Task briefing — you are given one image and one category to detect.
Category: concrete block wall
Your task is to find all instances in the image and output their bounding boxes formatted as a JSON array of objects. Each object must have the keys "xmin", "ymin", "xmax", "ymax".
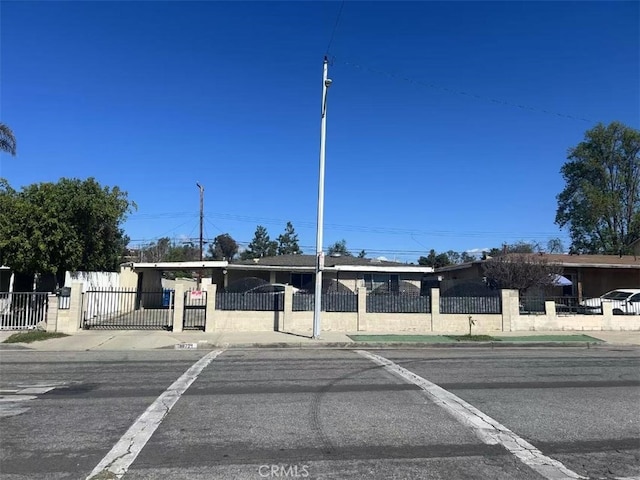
[{"xmin": 49, "ymin": 283, "xmax": 640, "ymax": 333}]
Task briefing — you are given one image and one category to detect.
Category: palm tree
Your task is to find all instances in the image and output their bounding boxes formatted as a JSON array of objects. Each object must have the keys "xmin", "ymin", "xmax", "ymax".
[{"xmin": 0, "ymin": 123, "xmax": 17, "ymax": 156}]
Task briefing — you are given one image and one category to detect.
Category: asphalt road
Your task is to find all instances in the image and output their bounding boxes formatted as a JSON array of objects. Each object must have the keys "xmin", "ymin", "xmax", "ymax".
[{"xmin": 0, "ymin": 347, "xmax": 638, "ymax": 480}]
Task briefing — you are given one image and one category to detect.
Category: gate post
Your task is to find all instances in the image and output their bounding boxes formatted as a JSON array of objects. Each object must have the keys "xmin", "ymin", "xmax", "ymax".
[
  {"xmin": 430, "ymin": 288, "xmax": 440, "ymax": 332},
  {"xmin": 46, "ymin": 294, "xmax": 58, "ymax": 332},
  {"xmin": 56, "ymin": 282, "xmax": 82, "ymax": 333},
  {"xmin": 357, "ymin": 287, "xmax": 367, "ymax": 331},
  {"xmin": 173, "ymin": 284, "xmax": 185, "ymax": 332},
  {"xmin": 204, "ymin": 284, "xmax": 217, "ymax": 333}
]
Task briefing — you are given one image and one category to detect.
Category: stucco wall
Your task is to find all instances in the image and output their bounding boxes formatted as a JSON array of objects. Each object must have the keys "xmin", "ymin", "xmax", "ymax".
[
  {"xmin": 359, "ymin": 313, "xmax": 431, "ymax": 332},
  {"xmin": 213, "ymin": 310, "xmax": 278, "ymax": 332}
]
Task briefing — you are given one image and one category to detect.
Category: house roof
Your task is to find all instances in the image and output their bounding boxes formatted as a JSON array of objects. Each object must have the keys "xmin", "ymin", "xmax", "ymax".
[
  {"xmin": 124, "ymin": 261, "xmax": 229, "ymax": 270},
  {"xmin": 236, "ymin": 254, "xmax": 410, "ymax": 268},
  {"xmin": 124, "ymin": 255, "xmax": 434, "ymax": 273},
  {"xmin": 436, "ymin": 253, "xmax": 640, "ymax": 272},
  {"xmin": 232, "ymin": 254, "xmax": 433, "ymax": 273}
]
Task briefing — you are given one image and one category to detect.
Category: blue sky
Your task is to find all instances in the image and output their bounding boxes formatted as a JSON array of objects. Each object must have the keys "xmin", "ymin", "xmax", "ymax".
[{"xmin": 1, "ymin": 1, "xmax": 638, "ymax": 263}]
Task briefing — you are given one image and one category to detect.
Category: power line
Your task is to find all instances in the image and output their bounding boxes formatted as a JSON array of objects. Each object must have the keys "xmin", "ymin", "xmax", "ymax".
[
  {"xmin": 128, "ymin": 210, "xmax": 567, "ymax": 240},
  {"xmin": 339, "ymin": 58, "xmax": 593, "ymax": 123},
  {"xmin": 325, "ymin": 0, "xmax": 346, "ymax": 55}
]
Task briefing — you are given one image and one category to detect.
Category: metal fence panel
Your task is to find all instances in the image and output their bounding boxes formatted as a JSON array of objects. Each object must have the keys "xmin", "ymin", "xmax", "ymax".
[
  {"xmin": 519, "ymin": 295, "xmax": 547, "ymax": 315},
  {"xmin": 216, "ymin": 292, "xmax": 284, "ymax": 311},
  {"xmin": 82, "ymin": 289, "xmax": 174, "ymax": 330},
  {"xmin": 293, "ymin": 293, "xmax": 314, "ymax": 311},
  {"xmin": 520, "ymin": 296, "xmax": 596, "ymax": 315},
  {"xmin": 292, "ymin": 293, "xmax": 357, "ymax": 312},
  {"xmin": 184, "ymin": 289, "xmax": 206, "ymax": 330},
  {"xmin": 366, "ymin": 294, "xmax": 431, "ymax": 313},
  {"xmin": 323, "ymin": 293, "xmax": 357, "ymax": 312},
  {"xmin": 440, "ymin": 296, "xmax": 502, "ymax": 314},
  {"xmin": 0, "ymin": 292, "xmax": 49, "ymax": 330}
]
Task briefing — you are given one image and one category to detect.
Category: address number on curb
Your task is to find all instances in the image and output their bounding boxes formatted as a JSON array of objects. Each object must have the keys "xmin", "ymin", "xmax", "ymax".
[{"xmin": 175, "ymin": 343, "xmax": 198, "ymax": 350}]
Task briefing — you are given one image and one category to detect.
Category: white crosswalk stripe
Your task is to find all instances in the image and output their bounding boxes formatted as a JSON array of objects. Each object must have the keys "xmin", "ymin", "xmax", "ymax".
[{"xmin": 0, "ymin": 383, "xmax": 66, "ymax": 418}]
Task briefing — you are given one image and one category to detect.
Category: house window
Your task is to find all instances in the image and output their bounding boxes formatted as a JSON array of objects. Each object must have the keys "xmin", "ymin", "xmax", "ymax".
[
  {"xmin": 290, "ymin": 273, "xmax": 313, "ymax": 290},
  {"xmin": 363, "ymin": 274, "xmax": 399, "ymax": 293}
]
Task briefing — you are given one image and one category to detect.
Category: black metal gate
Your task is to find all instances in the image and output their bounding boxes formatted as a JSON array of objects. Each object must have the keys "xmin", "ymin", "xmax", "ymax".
[
  {"xmin": 82, "ymin": 288, "xmax": 174, "ymax": 330},
  {"xmin": 184, "ymin": 289, "xmax": 206, "ymax": 330}
]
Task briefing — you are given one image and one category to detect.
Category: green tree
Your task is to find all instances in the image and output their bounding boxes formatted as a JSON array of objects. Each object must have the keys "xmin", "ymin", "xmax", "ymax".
[
  {"xmin": 207, "ymin": 233, "xmax": 239, "ymax": 261},
  {"xmin": 138, "ymin": 237, "xmax": 172, "ymax": 262},
  {"xmin": 0, "ymin": 177, "xmax": 135, "ymax": 284},
  {"xmin": 0, "ymin": 123, "xmax": 16, "ymax": 156},
  {"xmin": 446, "ymin": 250, "xmax": 461, "ymax": 264},
  {"xmin": 240, "ymin": 225, "xmax": 277, "ymax": 260},
  {"xmin": 277, "ymin": 222, "xmax": 302, "ymax": 255},
  {"xmin": 418, "ymin": 249, "xmax": 451, "ymax": 268},
  {"xmin": 556, "ymin": 122, "xmax": 640, "ymax": 254},
  {"xmin": 327, "ymin": 239, "xmax": 352, "ymax": 256},
  {"xmin": 460, "ymin": 251, "xmax": 476, "ymax": 263}
]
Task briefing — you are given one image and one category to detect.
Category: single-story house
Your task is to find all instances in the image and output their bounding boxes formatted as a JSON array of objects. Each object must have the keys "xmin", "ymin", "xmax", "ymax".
[
  {"xmin": 436, "ymin": 253, "xmax": 640, "ymax": 299},
  {"xmin": 120, "ymin": 255, "xmax": 435, "ymax": 295},
  {"xmin": 216, "ymin": 254, "xmax": 434, "ymax": 293}
]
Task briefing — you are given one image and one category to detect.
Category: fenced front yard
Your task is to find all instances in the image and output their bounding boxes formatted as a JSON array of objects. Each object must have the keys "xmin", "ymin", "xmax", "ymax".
[
  {"xmin": 81, "ymin": 289, "xmax": 174, "ymax": 330},
  {"xmin": 41, "ymin": 284, "xmax": 640, "ymax": 334}
]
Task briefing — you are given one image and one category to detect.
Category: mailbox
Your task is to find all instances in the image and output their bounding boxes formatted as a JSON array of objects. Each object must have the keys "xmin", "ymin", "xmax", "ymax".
[{"xmin": 57, "ymin": 287, "xmax": 71, "ymax": 297}]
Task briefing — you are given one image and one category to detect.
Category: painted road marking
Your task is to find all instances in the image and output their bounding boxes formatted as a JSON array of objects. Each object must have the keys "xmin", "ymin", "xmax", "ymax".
[
  {"xmin": 86, "ymin": 350, "xmax": 224, "ymax": 480},
  {"xmin": 0, "ymin": 383, "xmax": 68, "ymax": 418},
  {"xmin": 17, "ymin": 386, "xmax": 56, "ymax": 395},
  {"xmin": 357, "ymin": 350, "xmax": 586, "ymax": 480}
]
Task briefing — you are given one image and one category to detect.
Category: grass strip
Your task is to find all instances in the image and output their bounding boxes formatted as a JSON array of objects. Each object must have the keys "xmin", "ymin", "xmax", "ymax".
[{"xmin": 3, "ymin": 331, "xmax": 69, "ymax": 344}]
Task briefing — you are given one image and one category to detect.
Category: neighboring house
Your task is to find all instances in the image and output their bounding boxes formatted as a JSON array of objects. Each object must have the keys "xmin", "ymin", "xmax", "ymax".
[
  {"xmin": 631, "ymin": 238, "xmax": 640, "ymax": 256},
  {"xmin": 436, "ymin": 254, "xmax": 640, "ymax": 299},
  {"xmin": 217, "ymin": 254, "xmax": 434, "ymax": 293},
  {"xmin": 120, "ymin": 255, "xmax": 435, "ymax": 294}
]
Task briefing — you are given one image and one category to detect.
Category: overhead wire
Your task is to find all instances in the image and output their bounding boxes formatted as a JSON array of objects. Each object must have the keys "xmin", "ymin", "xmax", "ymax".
[
  {"xmin": 128, "ymin": 4, "xmax": 578, "ymax": 255},
  {"xmin": 127, "ymin": 210, "xmax": 566, "ymax": 240},
  {"xmin": 338, "ymin": 58, "xmax": 594, "ymax": 123},
  {"xmin": 325, "ymin": 0, "xmax": 346, "ymax": 56}
]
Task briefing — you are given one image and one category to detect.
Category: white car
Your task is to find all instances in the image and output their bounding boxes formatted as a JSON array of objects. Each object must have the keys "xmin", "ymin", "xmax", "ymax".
[{"xmin": 580, "ymin": 289, "xmax": 640, "ymax": 315}]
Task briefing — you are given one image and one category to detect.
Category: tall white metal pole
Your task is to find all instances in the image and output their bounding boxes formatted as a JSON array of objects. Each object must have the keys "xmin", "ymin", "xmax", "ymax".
[{"xmin": 313, "ymin": 56, "xmax": 330, "ymax": 339}]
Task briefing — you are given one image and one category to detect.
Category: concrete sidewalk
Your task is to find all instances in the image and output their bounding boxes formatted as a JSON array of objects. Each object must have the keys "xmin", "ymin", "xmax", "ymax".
[{"xmin": 1, "ymin": 329, "xmax": 640, "ymax": 351}]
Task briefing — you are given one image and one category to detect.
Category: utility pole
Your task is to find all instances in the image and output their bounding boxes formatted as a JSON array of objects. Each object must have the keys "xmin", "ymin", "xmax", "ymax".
[
  {"xmin": 196, "ymin": 182, "xmax": 204, "ymax": 288},
  {"xmin": 313, "ymin": 56, "xmax": 332, "ymax": 339}
]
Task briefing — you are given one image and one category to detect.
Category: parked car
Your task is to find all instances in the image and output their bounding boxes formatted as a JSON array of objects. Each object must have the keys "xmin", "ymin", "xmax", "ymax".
[
  {"xmin": 580, "ymin": 289, "xmax": 640, "ymax": 315},
  {"xmin": 244, "ymin": 283, "xmax": 299, "ymax": 294}
]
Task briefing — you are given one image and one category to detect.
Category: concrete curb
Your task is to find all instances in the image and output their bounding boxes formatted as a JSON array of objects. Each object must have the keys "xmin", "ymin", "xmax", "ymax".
[
  {"xmin": 0, "ymin": 344, "xmax": 32, "ymax": 350},
  {"xmin": 168, "ymin": 340, "xmax": 612, "ymax": 350}
]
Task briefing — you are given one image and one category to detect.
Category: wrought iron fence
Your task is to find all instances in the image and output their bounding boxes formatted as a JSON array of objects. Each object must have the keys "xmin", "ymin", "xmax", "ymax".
[
  {"xmin": 82, "ymin": 289, "xmax": 174, "ymax": 330},
  {"xmin": 366, "ymin": 293, "xmax": 431, "ymax": 313},
  {"xmin": 292, "ymin": 293, "xmax": 357, "ymax": 312},
  {"xmin": 440, "ymin": 296, "xmax": 502, "ymax": 314},
  {"xmin": 0, "ymin": 292, "xmax": 49, "ymax": 330},
  {"xmin": 184, "ymin": 289, "xmax": 206, "ymax": 330},
  {"xmin": 519, "ymin": 296, "xmax": 595, "ymax": 315},
  {"xmin": 216, "ymin": 292, "xmax": 284, "ymax": 311},
  {"xmin": 519, "ymin": 295, "xmax": 547, "ymax": 315}
]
